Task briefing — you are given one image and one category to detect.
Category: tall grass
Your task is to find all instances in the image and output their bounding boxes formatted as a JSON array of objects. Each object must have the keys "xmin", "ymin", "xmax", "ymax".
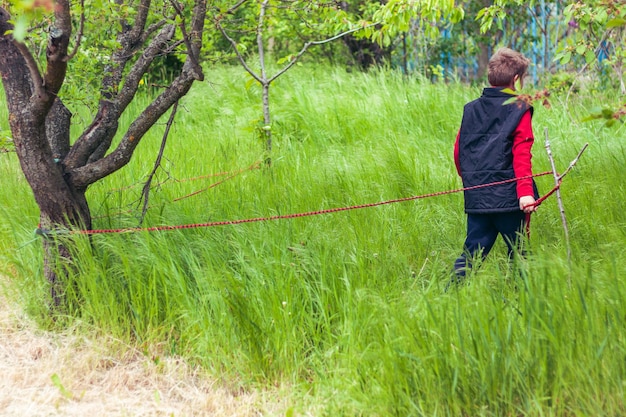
[{"xmin": 1, "ymin": 64, "xmax": 625, "ymax": 416}]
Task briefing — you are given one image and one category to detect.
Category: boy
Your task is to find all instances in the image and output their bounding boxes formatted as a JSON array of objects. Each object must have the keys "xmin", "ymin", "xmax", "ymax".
[{"xmin": 451, "ymin": 47, "xmax": 539, "ymax": 284}]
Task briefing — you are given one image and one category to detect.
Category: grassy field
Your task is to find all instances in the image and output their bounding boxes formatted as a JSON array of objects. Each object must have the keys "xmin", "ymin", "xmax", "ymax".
[{"xmin": 1, "ymin": 64, "xmax": 625, "ymax": 416}]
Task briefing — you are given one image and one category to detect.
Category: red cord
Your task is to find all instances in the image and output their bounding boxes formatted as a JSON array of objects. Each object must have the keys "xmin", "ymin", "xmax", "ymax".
[{"xmin": 73, "ymin": 171, "xmax": 555, "ymax": 235}]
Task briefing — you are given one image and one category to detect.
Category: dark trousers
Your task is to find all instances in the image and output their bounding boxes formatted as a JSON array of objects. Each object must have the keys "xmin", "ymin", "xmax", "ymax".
[{"xmin": 453, "ymin": 211, "xmax": 528, "ymax": 277}]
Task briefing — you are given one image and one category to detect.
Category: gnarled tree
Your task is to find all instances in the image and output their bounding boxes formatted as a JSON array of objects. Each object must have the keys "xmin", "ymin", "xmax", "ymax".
[{"xmin": 0, "ymin": 1, "xmax": 206, "ymax": 304}]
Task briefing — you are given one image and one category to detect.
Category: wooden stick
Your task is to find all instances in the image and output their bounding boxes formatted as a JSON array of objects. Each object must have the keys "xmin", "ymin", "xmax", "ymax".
[
  {"xmin": 558, "ymin": 143, "xmax": 589, "ymax": 181},
  {"xmin": 544, "ymin": 128, "xmax": 575, "ymax": 285}
]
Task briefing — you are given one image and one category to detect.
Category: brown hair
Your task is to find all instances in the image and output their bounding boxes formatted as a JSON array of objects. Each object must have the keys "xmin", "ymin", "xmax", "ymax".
[{"xmin": 487, "ymin": 48, "xmax": 530, "ymax": 87}]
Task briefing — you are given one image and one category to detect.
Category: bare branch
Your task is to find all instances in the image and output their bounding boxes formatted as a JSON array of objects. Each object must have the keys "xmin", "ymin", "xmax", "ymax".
[
  {"xmin": 12, "ymin": 40, "xmax": 44, "ymax": 93},
  {"xmin": 216, "ymin": 18, "xmax": 263, "ymax": 84},
  {"xmin": 144, "ymin": 19, "xmax": 169, "ymax": 41},
  {"xmin": 182, "ymin": 0, "xmax": 206, "ymax": 81},
  {"xmin": 544, "ymin": 128, "xmax": 571, "ymax": 279},
  {"xmin": 257, "ymin": 0, "xmax": 269, "ymax": 83},
  {"xmin": 558, "ymin": 143, "xmax": 588, "ymax": 181},
  {"xmin": 226, "ymin": 0, "xmax": 249, "ymax": 14},
  {"xmin": 118, "ymin": 24, "xmax": 176, "ymax": 110},
  {"xmin": 43, "ymin": 0, "xmax": 71, "ymax": 96},
  {"xmin": 128, "ymin": 0, "xmax": 153, "ymax": 43},
  {"xmin": 139, "ymin": 101, "xmax": 179, "ymax": 225},
  {"xmin": 66, "ymin": 0, "xmax": 85, "ymax": 61},
  {"xmin": 268, "ymin": 24, "xmax": 372, "ymax": 84},
  {"xmin": 169, "ymin": 0, "xmax": 201, "ymax": 73}
]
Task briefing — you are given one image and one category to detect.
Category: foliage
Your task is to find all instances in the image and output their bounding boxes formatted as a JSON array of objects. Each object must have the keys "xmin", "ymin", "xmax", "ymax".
[
  {"xmin": 556, "ymin": 0, "xmax": 626, "ymax": 124},
  {"xmin": 212, "ymin": 0, "xmax": 361, "ymax": 67},
  {"xmin": 1, "ymin": 0, "xmax": 53, "ymax": 42},
  {"xmin": 555, "ymin": 1, "xmax": 626, "ymax": 67},
  {"xmin": 2, "ymin": 0, "xmax": 197, "ymax": 109},
  {"xmin": 0, "ymin": 123, "xmax": 12, "ymax": 152},
  {"xmin": 477, "ymin": 0, "xmax": 626, "ymax": 125},
  {"xmin": 364, "ymin": 0, "xmax": 464, "ymax": 46},
  {"xmin": 582, "ymin": 103, "xmax": 626, "ymax": 127}
]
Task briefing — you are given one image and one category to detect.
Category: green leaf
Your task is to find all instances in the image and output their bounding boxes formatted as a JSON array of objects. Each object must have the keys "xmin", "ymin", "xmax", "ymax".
[
  {"xmin": 503, "ymin": 97, "xmax": 518, "ymax": 105},
  {"xmin": 584, "ymin": 50, "xmax": 596, "ymax": 64},
  {"xmin": 244, "ymin": 77, "xmax": 257, "ymax": 90},
  {"xmin": 601, "ymin": 108, "xmax": 615, "ymax": 119},
  {"xmin": 51, "ymin": 373, "xmax": 73, "ymax": 399},
  {"xmin": 606, "ymin": 18, "xmax": 626, "ymax": 29},
  {"xmin": 595, "ymin": 9, "xmax": 608, "ymax": 24},
  {"xmin": 12, "ymin": 15, "xmax": 29, "ymax": 42}
]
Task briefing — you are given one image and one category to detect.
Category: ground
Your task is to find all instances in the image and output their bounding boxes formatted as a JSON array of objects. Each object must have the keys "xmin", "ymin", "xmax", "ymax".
[{"xmin": 0, "ymin": 292, "xmax": 281, "ymax": 417}]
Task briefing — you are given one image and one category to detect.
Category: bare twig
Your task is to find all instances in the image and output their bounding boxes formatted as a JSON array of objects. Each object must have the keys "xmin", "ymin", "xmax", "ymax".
[
  {"xmin": 215, "ymin": 20, "xmax": 264, "ymax": 84},
  {"xmin": 66, "ymin": 0, "xmax": 85, "ymax": 60},
  {"xmin": 558, "ymin": 143, "xmax": 588, "ymax": 181},
  {"xmin": 544, "ymin": 128, "xmax": 572, "ymax": 283},
  {"xmin": 268, "ymin": 24, "xmax": 376, "ymax": 84},
  {"xmin": 169, "ymin": 0, "xmax": 201, "ymax": 72},
  {"xmin": 226, "ymin": 0, "xmax": 249, "ymax": 14},
  {"xmin": 139, "ymin": 101, "xmax": 179, "ymax": 225}
]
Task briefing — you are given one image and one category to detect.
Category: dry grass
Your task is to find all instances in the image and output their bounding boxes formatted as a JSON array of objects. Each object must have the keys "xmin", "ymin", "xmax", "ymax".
[{"xmin": 0, "ymin": 291, "xmax": 286, "ymax": 417}]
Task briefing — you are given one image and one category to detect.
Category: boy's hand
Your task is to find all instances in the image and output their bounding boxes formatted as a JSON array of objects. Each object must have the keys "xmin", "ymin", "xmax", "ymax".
[{"xmin": 519, "ymin": 196, "xmax": 536, "ymax": 213}]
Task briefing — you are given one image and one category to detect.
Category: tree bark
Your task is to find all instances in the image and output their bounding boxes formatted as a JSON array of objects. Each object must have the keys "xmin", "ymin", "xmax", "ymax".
[{"xmin": 1, "ymin": 7, "xmax": 91, "ymax": 305}]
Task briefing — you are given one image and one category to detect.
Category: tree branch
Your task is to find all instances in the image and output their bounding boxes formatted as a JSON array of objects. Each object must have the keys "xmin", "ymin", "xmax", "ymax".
[
  {"xmin": 544, "ymin": 128, "xmax": 571, "ymax": 280},
  {"xmin": 68, "ymin": 0, "xmax": 207, "ymax": 189},
  {"xmin": 12, "ymin": 40, "xmax": 44, "ymax": 94},
  {"xmin": 117, "ymin": 24, "xmax": 176, "ymax": 110},
  {"xmin": 268, "ymin": 24, "xmax": 372, "ymax": 84},
  {"xmin": 138, "ymin": 101, "xmax": 179, "ymax": 225},
  {"xmin": 127, "ymin": 0, "xmax": 152, "ymax": 44},
  {"xmin": 66, "ymin": 0, "xmax": 86, "ymax": 61},
  {"xmin": 215, "ymin": 18, "xmax": 263, "ymax": 84},
  {"xmin": 226, "ymin": 0, "xmax": 249, "ymax": 14},
  {"xmin": 43, "ymin": 0, "xmax": 71, "ymax": 96},
  {"xmin": 257, "ymin": 0, "xmax": 269, "ymax": 84},
  {"xmin": 169, "ymin": 0, "xmax": 202, "ymax": 74}
]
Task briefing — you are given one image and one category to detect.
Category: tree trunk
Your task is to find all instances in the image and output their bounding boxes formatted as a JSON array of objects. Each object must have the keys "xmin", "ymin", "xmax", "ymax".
[
  {"xmin": 1, "ymin": 8, "xmax": 91, "ymax": 305},
  {"xmin": 476, "ymin": 44, "xmax": 490, "ymax": 81}
]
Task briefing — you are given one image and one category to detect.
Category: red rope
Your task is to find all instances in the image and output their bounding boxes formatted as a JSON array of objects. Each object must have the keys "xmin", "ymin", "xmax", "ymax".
[
  {"xmin": 92, "ymin": 162, "xmax": 262, "ymax": 219},
  {"xmin": 108, "ymin": 162, "xmax": 261, "ymax": 193},
  {"xmin": 71, "ymin": 171, "xmax": 555, "ymax": 236},
  {"xmin": 524, "ymin": 177, "xmax": 564, "ymax": 239}
]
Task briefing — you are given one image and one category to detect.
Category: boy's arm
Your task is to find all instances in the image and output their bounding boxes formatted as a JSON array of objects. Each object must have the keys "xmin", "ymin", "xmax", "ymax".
[
  {"xmin": 512, "ymin": 110, "xmax": 536, "ymax": 212},
  {"xmin": 454, "ymin": 130, "xmax": 461, "ymax": 176}
]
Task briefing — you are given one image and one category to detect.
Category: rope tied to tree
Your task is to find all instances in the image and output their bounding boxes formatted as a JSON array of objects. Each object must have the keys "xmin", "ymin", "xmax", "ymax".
[
  {"xmin": 34, "ymin": 143, "xmax": 587, "ymax": 238},
  {"xmin": 35, "ymin": 171, "xmax": 556, "ymax": 237}
]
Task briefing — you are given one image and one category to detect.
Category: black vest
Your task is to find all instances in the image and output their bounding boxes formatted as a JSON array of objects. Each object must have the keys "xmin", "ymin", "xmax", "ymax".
[{"xmin": 458, "ymin": 88, "xmax": 534, "ymax": 213}]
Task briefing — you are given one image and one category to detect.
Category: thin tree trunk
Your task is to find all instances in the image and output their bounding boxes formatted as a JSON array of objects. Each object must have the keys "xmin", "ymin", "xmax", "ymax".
[{"xmin": 262, "ymin": 82, "xmax": 272, "ymax": 154}]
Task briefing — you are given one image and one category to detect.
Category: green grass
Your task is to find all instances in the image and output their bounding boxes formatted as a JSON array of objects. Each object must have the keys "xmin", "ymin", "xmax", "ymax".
[{"xmin": 1, "ymin": 64, "xmax": 625, "ymax": 416}]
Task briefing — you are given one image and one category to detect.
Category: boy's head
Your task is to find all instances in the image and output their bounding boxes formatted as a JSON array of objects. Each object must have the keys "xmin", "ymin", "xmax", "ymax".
[{"xmin": 488, "ymin": 48, "xmax": 530, "ymax": 88}]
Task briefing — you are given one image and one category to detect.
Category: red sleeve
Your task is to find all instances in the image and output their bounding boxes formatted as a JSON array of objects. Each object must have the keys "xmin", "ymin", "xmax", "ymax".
[
  {"xmin": 512, "ymin": 110, "xmax": 535, "ymax": 198},
  {"xmin": 454, "ymin": 130, "xmax": 461, "ymax": 176}
]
